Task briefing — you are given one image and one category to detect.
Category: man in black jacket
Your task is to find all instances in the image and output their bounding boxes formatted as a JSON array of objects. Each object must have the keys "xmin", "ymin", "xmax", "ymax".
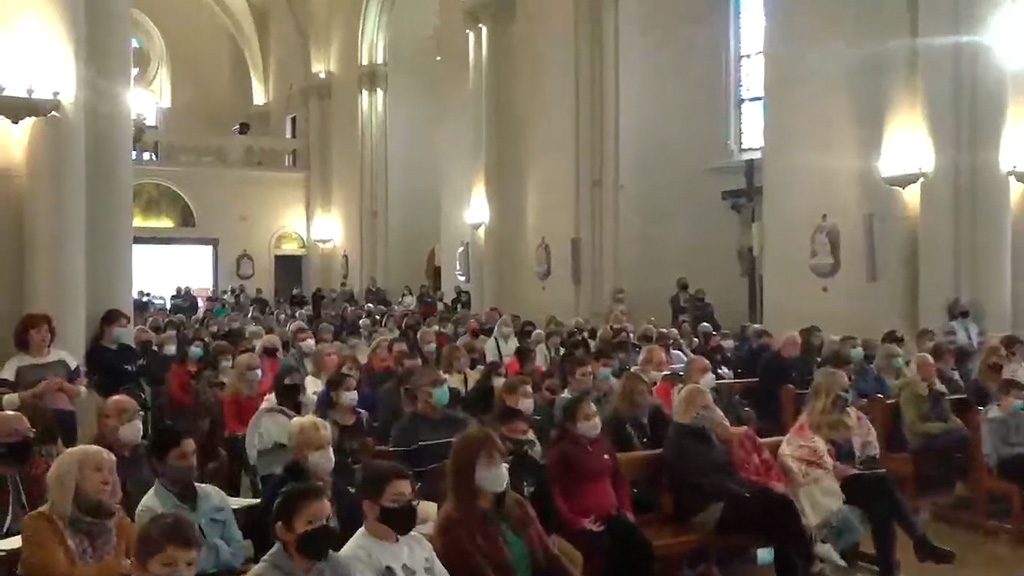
[
  {"xmin": 753, "ymin": 332, "xmax": 801, "ymax": 436},
  {"xmin": 662, "ymin": 407, "xmax": 815, "ymax": 576}
]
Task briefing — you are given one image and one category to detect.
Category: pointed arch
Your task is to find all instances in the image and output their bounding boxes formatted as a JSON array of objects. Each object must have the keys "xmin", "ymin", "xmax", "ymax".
[{"xmin": 360, "ymin": 0, "xmax": 395, "ymax": 66}]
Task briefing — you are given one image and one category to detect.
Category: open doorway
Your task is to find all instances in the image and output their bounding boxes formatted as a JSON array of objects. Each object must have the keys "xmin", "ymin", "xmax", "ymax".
[
  {"xmin": 274, "ymin": 255, "xmax": 303, "ymax": 301},
  {"xmin": 133, "ymin": 237, "xmax": 218, "ymax": 306}
]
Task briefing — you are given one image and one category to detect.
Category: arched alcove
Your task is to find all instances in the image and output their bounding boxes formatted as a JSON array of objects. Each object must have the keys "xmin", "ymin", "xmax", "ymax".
[
  {"xmin": 132, "ymin": 181, "xmax": 197, "ymax": 228},
  {"xmin": 271, "ymin": 230, "xmax": 307, "ymax": 254},
  {"xmin": 131, "ymin": 9, "xmax": 172, "ymax": 126}
]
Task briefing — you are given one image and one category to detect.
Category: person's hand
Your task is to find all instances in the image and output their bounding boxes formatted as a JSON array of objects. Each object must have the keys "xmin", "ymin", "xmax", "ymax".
[
  {"xmin": 769, "ymin": 482, "xmax": 788, "ymax": 494},
  {"xmin": 833, "ymin": 463, "xmax": 856, "ymax": 479},
  {"xmin": 582, "ymin": 517, "xmax": 605, "ymax": 531},
  {"xmin": 32, "ymin": 379, "xmax": 60, "ymax": 397},
  {"xmin": 624, "ymin": 511, "xmax": 636, "ymax": 523}
]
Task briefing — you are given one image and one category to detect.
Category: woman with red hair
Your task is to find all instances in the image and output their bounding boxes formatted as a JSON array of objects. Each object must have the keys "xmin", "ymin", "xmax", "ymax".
[
  {"xmin": 1, "ymin": 313, "xmax": 87, "ymax": 449},
  {"xmin": 433, "ymin": 425, "xmax": 577, "ymax": 576}
]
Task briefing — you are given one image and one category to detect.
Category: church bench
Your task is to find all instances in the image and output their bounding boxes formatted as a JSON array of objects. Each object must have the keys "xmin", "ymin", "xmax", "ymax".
[{"xmin": 618, "ymin": 438, "xmax": 783, "ymax": 575}]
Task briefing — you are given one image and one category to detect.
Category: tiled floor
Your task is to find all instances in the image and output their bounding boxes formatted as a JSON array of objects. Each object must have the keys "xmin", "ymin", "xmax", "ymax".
[{"xmin": 734, "ymin": 522, "xmax": 1023, "ymax": 576}]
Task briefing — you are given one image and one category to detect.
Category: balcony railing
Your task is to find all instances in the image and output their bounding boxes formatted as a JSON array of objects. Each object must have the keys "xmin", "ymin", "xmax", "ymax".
[{"xmin": 133, "ymin": 130, "xmax": 308, "ymax": 171}]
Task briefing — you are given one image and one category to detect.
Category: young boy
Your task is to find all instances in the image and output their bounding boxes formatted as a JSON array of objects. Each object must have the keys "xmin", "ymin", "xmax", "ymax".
[{"xmin": 133, "ymin": 512, "xmax": 203, "ymax": 576}]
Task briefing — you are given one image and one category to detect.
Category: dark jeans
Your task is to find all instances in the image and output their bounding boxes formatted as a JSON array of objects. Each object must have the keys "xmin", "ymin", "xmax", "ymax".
[
  {"xmin": 562, "ymin": 515, "xmax": 654, "ymax": 576},
  {"xmin": 53, "ymin": 409, "xmax": 77, "ymax": 448},
  {"xmin": 225, "ymin": 435, "xmax": 260, "ymax": 497},
  {"xmin": 716, "ymin": 486, "xmax": 814, "ymax": 576},
  {"xmin": 840, "ymin": 471, "xmax": 922, "ymax": 576}
]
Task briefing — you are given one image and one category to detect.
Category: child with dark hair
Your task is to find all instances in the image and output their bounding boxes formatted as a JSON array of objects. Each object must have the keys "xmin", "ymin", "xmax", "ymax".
[
  {"xmin": 248, "ymin": 482, "xmax": 354, "ymax": 576},
  {"xmin": 134, "ymin": 512, "xmax": 203, "ymax": 576}
]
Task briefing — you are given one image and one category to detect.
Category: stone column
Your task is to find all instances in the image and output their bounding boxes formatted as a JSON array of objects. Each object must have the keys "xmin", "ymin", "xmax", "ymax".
[
  {"xmin": 358, "ymin": 65, "xmax": 389, "ymax": 287},
  {"xmin": 304, "ymin": 72, "xmax": 333, "ymax": 291},
  {"xmin": 83, "ymin": 0, "xmax": 133, "ymax": 325}
]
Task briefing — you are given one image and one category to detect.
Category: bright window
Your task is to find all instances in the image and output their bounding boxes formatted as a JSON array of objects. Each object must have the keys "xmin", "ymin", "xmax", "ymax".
[{"xmin": 737, "ymin": 0, "xmax": 765, "ymax": 151}]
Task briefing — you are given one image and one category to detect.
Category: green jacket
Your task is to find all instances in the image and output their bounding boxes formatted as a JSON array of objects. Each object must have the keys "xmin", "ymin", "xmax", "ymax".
[{"xmin": 896, "ymin": 376, "xmax": 960, "ymax": 447}]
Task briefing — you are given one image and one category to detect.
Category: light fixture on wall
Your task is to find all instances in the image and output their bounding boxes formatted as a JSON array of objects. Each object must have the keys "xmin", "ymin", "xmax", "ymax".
[
  {"xmin": 0, "ymin": 90, "xmax": 62, "ymax": 124},
  {"xmin": 464, "ymin": 189, "xmax": 490, "ymax": 231},
  {"xmin": 310, "ymin": 214, "xmax": 340, "ymax": 249}
]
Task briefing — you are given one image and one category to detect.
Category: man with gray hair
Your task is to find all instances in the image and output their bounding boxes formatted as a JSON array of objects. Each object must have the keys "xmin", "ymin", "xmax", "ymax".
[{"xmin": 897, "ymin": 353, "xmax": 969, "ymax": 452}]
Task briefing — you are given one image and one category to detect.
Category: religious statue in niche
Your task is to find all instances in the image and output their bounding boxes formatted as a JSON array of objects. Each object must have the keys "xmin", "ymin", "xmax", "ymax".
[
  {"xmin": 340, "ymin": 250, "xmax": 350, "ymax": 282},
  {"xmin": 455, "ymin": 241, "xmax": 471, "ymax": 283},
  {"xmin": 235, "ymin": 250, "xmax": 255, "ymax": 280},
  {"xmin": 535, "ymin": 237, "xmax": 552, "ymax": 282},
  {"xmin": 809, "ymin": 213, "xmax": 841, "ymax": 279}
]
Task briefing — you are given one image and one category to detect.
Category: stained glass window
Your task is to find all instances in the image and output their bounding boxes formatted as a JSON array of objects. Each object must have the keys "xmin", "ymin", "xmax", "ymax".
[{"xmin": 737, "ymin": 0, "xmax": 765, "ymax": 151}]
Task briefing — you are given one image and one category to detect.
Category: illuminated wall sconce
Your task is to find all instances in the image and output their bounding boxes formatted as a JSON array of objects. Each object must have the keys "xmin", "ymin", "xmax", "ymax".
[
  {"xmin": 463, "ymin": 191, "xmax": 490, "ymax": 230},
  {"xmin": 310, "ymin": 214, "xmax": 340, "ymax": 249},
  {"xmin": 881, "ymin": 171, "xmax": 928, "ymax": 189},
  {"xmin": 1009, "ymin": 168, "xmax": 1024, "ymax": 184},
  {"xmin": 0, "ymin": 90, "xmax": 62, "ymax": 124}
]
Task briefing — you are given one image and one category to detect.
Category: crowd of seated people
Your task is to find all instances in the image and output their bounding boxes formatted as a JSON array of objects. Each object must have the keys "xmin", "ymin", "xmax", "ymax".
[{"xmin": 1, "ymin": 280, "xmax": 1017, "ymax": 576}]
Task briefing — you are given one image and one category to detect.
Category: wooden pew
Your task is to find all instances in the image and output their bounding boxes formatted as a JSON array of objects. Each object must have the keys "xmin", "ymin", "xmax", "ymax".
[
  {"xmin": 779, "ymin": 384, "xmax": 808, "ymax": 432},
  {"xmin": 618, "ymin": 438, "xmax": 783, "ymax": 576}
]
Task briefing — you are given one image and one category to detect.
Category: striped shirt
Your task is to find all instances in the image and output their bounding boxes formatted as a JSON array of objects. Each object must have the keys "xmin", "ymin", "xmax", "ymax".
[{"xmin": 0, "ymin": 350, "xmax": 82, "ymax": 411}]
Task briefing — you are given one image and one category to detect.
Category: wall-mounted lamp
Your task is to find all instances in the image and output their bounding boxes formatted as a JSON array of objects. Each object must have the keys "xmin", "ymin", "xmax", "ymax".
[
  {"xmin": 310, "ymin": 214, "xmax": 340, "ymax": 249},
  {"xmin": 881, "ymin": 171, "xmax": 927, "ymax": 189},
  {"xmin": 463, "ymin": 192, "xmax": 490, "ymax": 231},
  {"xmin": 317, "ymin": 71, "xmax": 327, "ymax": 79},
  {"xmin": 0, "ymin": 92, "xmax": 62, "ymax": 124},
  {"xmin": 1009, "ymin": 168, "xmax": 1024, "ymax": 184}
]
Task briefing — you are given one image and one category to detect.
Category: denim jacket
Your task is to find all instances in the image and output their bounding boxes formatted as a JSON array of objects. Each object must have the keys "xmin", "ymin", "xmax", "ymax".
[{"xmin": 135, "ymin": 481, "xmax": 248, "ymax": 574}]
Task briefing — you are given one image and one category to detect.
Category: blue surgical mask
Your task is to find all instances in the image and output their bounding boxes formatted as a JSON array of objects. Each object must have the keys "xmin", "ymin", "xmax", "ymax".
[
  {"xmin": 597, "ymin": 367, "xmax": 613, "ymax": 381},
  {"xmin": 1013, "ymin": 399, "xmax": 1024, "ymax": 412},
  {"xmin": 849, "ymin": 347, "xmax": 864, "ymax": 362},
  {"xmin": 892, "ymin": 357, "xmax": 905, "ymax": 369},
  {"xmin": 187, "ymin": 346, "xmax": 204, "ymax": 361},
  {"xmin": 835, "ymin": 390, "xmax": 852, "ymax": 409},
  {"xmin": 431, "ymin": 385, "xmax": 450, "ymax": 407}
]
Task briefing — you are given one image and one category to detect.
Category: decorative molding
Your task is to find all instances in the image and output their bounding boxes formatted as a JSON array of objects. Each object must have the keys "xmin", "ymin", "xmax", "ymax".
[
  {"xmin": 358, "ymin": 65, "xmax": 388, "ymax": 91},
  {"xmin": 303, "ymin": 72, "xmax": 332, "ymax": 100},
  {"xmin": 0, "ymin": 95, "xmax": 61, "ymax": 125},
  {"xmin": 462, "ymin": 0, "xmax": 512, "ymax": 24}
]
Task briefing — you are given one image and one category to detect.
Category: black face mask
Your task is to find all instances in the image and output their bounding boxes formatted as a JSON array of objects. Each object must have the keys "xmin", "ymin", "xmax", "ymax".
[
  {"xmin": 262, "ymin": 348, "xmax": 279, "ymax": 357},
  {"xmin": 277, "ymin": 383, "xmax": 302, "ymax": 409},
  {"xmin": 0, "ymin": 438, "xmax": 34, "ymax": 467},
  {"xmin": 377, "ymin": 501, "xmax": 418, "ymax": 536},
  {"xmin": 958, "ymin": 310, "xmax": 971, "ymax": 320},
  {"xmin": 294, "ymin": 524, "xmax": 340, "ymax": 561}
]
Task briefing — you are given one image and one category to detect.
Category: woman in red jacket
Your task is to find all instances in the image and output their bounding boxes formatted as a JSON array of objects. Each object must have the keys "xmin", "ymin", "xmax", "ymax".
[
  {"xmin": 546, "ymin": 396, "xmax": 654, "ymax": 576},
  {"xmin": 166, "ymin": 337, "xmax": 210, "ymax": 434},
  {"xmin": 434, "ymin": 425, "xmax": 577, "ymax": 576}
]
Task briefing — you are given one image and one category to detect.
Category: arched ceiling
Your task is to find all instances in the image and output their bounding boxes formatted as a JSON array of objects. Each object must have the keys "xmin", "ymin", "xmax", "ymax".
[{"xmin": 205, "ymin": 0, "xmax": 267, "ymax": 104}]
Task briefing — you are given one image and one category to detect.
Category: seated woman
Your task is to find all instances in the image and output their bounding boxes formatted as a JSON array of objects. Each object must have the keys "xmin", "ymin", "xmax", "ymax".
[
  {"xmin": 0, "ymin": 410, "xmax": 40, "ymax": 537},
  {"xmin": 19, "ymin": 446, "xmax": 134, "ymax": 576},
  {"xmin": 783, "ymin": 368, "xmax": 954, "ymax": 576},
  {"xmin": 969, "ymin": 344, "xmax": 1006, "ymax": 408},
  {"xmin": 390, "ymin": 368, "xmax": 469, "ymax": 502},
  {"xmin": 245, "ymin": 365, "xmax": 310, "ymax": 490},
  {"xmin": 982, "ymin": 378, "xmax": 1024, "ymax": 488},
  {"xmin": 463, "ymin": 360, "xmax": 507, "ymax": 420},
  {"xmin": 133, "ymin": 511, "xmax": 203, "ymax": 576},
  {"xmin": 434, "ymin": 426, "xmax": 577, "ymax": 576},
  {"xmin": 605, "ymin": 371, "xmax": 670, "ymax": 453},
  {"xmin": 663, "ymin": 384, "xmax": 815, "ymax": 576},
  {"xmin": 852, "ymin": 344, "xmax": 903, "ymax": 401},
  {"xmin": 546, "ymin": 396, "xmax": 653, "ymax": 576},
  {"xmin": 248, "ymin": 482, "xmax": 354, "ymax": 576},
  {"xmin": 439, "ymin": 344, "xmax": 477, "ymax": 410}
]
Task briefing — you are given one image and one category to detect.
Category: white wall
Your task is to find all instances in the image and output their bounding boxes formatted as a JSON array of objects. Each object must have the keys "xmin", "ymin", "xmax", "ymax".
[
  {"xmin": 132, "ymin": 166, "xmax": 307, "ymax": 295},
  {"xmin": 618, "ymin": 0, "xmax": 748, "ymax": 328},
  {"xmin": 761, "ymin": 0, "xmax": 912, "ymax": 335},
  {"xmin": 385, "ymin": 0, "xmax": 441, "ymax": 294},
  {"xmin": 133, "ymin": 0, "xmax": 254, "ymax": 134}
]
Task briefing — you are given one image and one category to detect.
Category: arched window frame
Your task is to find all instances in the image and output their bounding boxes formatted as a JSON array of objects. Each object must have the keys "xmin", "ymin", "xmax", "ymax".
[{"xmin": 735, "ymin": 0, "xmax": 765, "ymax": 153}]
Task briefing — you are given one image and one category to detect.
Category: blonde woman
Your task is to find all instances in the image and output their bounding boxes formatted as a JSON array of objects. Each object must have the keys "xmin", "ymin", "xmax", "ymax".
[
  {"xmin": 19, "ymin": 445, "xmax": 134, "ymax": 576},
  {"xmin": 223, "ymin": 352, "xmax": 263, "ymax": 496},
  {"xmin": 781, "ymin": 368, "xmax": 954, "ymax": 576},
  {"xmin": 484, "ymin": 315, "xmax": 518, "ymax": 364},
  {"xmin": 969, "ymin": 344, "xmax": 1007, "ymax": 408},
  {"xmin": 304, "ymin": 343, "xmax": 340, "ymax": 397}
]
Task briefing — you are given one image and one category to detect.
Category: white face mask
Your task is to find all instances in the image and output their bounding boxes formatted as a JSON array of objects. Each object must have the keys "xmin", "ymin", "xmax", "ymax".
[
  {"xmin": 699, "ymin": 372, "xmax": 717, "ymax": 390},
  {"xmin": 117, "ymin": 419, "xmax": 144, "ymax": 446},
  {"xmin": 576, "ymin": 418, "xmax": 602, "ymax": 438},
  {"xmin": 307, "ymin": 448, "xmax": 335, "ymax": 476},
  {"xmin": 299, "ymin": 339, "xmax": 316, "ymax": 355},
  {"xmin": 422, "ymin": 343, "xmax": 437, "ymax": 353},
  {"xmin": 336, "ymin": 390, "xmax": 359, "ymax": 407},
  {"xmin": 498, "ymin": 326, "xmax": 513, "ymax": 339},
  {"xmin": 163, "ymin": 345, "xmax": 177, "ymax": 356},
  {"xmin": 475, "ymin": 462, "xmax": 510, "ymax": 494},
  {"xmin": 492, "ymin": 376, "xmax": 506, "ymax": 388},
  {"xmin": 519, "ymin": 397, "xmax": 535, "ymax": 416},
  {"xmin": 220, "ymin": 359, "xmax": 233, "ymax": 371}
]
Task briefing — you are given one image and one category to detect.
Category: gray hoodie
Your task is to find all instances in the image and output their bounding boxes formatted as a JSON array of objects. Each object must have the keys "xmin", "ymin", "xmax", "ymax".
[{"xmin": 246, "ymin": 543, "xmax": 353, "ymax": 576}]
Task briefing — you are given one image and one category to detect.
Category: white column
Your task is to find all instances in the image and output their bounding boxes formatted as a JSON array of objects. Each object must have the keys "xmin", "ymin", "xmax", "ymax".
[
  {"xmin": 305, "ymin": 73, "xmax": 333, "ymax": 291},
  {"xmin": 83, "ymin": 0, "xmax": 133, "ymax": 324},
  {"xmin": 22, "ymin": 113, "xmax": 87, "ymax": 357}
]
